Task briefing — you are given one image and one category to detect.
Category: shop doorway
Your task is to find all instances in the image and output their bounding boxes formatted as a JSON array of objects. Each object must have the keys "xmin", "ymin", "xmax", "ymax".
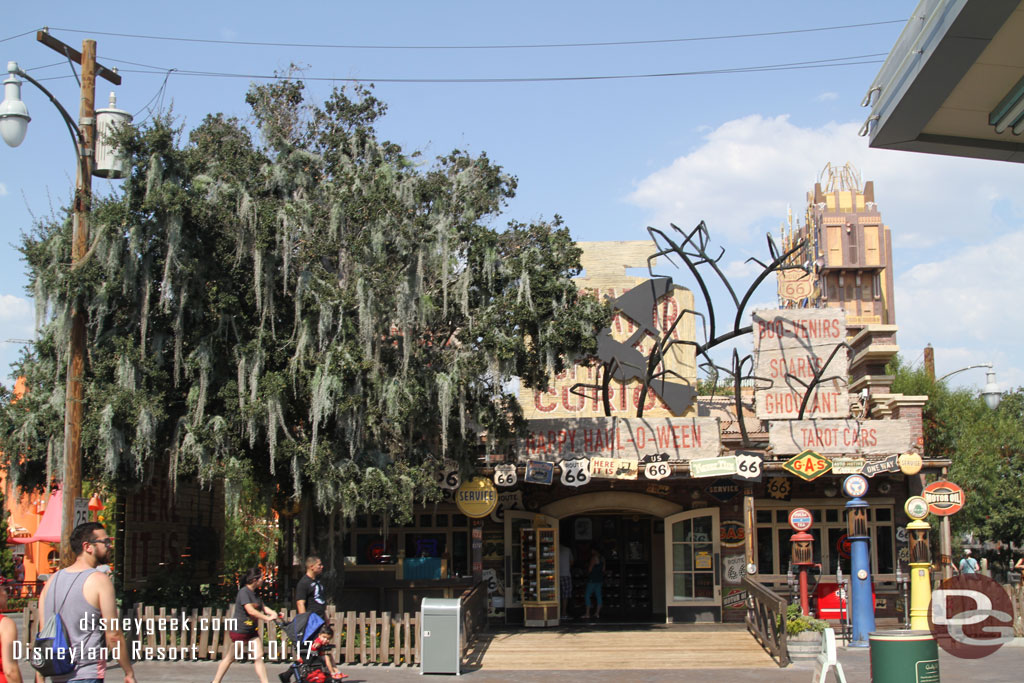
[{"xmin": 561, "ymin": 514, "xmax": 657, "ymax": 622}]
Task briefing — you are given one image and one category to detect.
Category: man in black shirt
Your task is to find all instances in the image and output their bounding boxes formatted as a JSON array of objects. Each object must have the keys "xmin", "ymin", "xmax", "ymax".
[
  {"xmin": 295, "ymin": 555, "xmax": 327, "ymax": 618},
  {"xmin": 296, "ymin": 555, "xmax": 343, "ymax": 678}
]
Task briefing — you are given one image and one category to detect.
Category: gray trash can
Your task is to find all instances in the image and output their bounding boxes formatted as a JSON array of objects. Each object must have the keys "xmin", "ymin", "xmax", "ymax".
[{"xmin": 420, "ymin": 597, "xmax": 462, "ymax": 675}]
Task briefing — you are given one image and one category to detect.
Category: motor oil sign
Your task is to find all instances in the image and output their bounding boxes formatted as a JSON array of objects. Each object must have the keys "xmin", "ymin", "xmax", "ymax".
[
  {"xmin": 923, "ymin": 480, "xmax": 965, "ymax": 516},
  {"xmin": 782, "ymin": 450, "xmax": 832, "ymax": 481}
]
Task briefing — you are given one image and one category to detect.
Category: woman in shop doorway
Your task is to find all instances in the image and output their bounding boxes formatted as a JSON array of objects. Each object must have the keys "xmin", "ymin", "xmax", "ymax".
[{"xmin": 583, "ymin": 549, "xmax": 605, "ymax": 620}]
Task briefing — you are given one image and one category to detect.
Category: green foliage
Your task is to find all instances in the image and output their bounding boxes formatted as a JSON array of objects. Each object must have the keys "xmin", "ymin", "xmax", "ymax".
[
  {"xmin": 778, "ymin": 602, "xmax": 827, "ymax": 635},
  {"xmin": 888, "ymin": 355, "xmax": 1024, "ymax": 547},
  {"xmin": 223, "ymin": 463, "xmax": 280, "ymax": 577},
  {"xmin": 0, "ymin": 80, "xmax": 610, "ymax": 526}
]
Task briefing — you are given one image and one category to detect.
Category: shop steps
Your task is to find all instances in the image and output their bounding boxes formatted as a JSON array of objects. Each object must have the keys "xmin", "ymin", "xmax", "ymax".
[{"xmin": 466, "ymin": 623, "xmax": 778, "ymax": 670}]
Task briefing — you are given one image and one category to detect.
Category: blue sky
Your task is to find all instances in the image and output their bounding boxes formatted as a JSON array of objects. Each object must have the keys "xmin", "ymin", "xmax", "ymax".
[{"xmin": 3, "ymin": 1, "xmax": 1022, "ymax": 395}]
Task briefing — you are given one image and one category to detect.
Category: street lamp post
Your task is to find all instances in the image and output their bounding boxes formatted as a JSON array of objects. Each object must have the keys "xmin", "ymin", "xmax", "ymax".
[{"xmin": 1, "ymin": 30, "xmax": 123, "ymax": 567}]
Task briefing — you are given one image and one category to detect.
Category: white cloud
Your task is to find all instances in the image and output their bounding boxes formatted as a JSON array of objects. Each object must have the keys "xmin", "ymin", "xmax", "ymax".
[
  {"xmin": 628, "ymin": 114, "xmax": 1024, "ymax": 247},
  {"xmin": 0, "ymin": 182, "xmax": 7, "ymax": 196},
  {"xmin": 816, "ymin": 92, "xmax": 839, "ymax": 102},
  {"xmin": 0, "ymin": 294, "xmax": 35, "ymax": 389},
  {"xmin": 895, "ymin": 230, "xmax": 1024, "ymax": 391}
]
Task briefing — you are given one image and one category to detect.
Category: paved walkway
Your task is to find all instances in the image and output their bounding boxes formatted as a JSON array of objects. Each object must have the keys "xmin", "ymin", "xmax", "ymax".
[{"xmin": 13, "ymin": 638, "xmax": 1024, "ymax": 681}]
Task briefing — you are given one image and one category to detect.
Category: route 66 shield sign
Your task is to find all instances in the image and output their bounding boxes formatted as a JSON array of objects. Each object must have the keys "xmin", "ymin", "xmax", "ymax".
[
  {"xmin": 642, "ymin": 453, "xmax": 671, "ymax": 480},
  {"xmin": 436, "ymin": 459, "xmax": 461, "ymax": 490},
  {"xmin": 560, "ymin": 458, "xmax": 591, "ymax": 487},
  {"xmin": 493, "ymin": 463, "xmax": 518, "ymax": 488}
]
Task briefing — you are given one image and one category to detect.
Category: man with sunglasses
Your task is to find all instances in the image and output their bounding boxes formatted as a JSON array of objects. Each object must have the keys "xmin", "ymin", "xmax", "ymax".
[{"xmin": 35, "ymin": 522, "xmax": 136, "ymax": 683}]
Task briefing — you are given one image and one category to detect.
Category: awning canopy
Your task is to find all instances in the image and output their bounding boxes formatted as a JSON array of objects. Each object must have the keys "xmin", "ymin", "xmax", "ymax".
[{"xmin": 9, "ymin": 489, "xmax": 62, "ymax": 545}]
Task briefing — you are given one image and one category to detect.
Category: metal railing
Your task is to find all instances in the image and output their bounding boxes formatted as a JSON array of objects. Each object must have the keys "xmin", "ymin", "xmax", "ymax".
[{"xmin": 742, "ymin": 575, "xmax": 789, "ymax": 667}]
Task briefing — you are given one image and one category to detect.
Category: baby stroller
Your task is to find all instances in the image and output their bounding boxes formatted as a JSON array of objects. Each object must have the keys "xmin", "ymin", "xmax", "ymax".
[{"xmin": 276, "ymin": 612, "xmax": 345, "ymax": 683}]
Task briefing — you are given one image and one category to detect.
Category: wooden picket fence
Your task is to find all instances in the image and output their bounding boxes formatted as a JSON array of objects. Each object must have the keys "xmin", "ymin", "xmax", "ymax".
[{"xmin": 21, "ymin": 604, "xmax": 423, "ymax": 666}]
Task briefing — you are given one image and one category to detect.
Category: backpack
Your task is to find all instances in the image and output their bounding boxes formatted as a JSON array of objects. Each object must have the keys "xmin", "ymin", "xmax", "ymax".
[{"xmin": 31, "ymin": 571, "xmax": 86, "ymax": 677}]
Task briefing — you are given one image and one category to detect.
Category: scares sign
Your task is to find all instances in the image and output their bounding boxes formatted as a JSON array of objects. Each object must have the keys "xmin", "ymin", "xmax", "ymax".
[{"xmin": 752, "ymin": 309, "xmax": 849, "ymax": 419}]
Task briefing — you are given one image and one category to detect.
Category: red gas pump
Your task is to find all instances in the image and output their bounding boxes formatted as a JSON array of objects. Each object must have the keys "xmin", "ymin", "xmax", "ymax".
[{"xmin": 788, "ymin": 508, "xmax": 817, "ymax": 616}]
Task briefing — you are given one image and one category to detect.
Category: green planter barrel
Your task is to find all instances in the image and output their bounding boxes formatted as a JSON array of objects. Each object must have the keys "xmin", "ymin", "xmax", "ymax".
[{"xmin": 869, "ymin": 630, "xmax": 940, "ymax": 683}]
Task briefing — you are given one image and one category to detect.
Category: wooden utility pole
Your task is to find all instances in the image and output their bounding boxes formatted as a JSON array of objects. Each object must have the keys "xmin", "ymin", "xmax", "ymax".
[{"xmin": 32, "ymin": 30, "xmax": 120, "ymax": 566}]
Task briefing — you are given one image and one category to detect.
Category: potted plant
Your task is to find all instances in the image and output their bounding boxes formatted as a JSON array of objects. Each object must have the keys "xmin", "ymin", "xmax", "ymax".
[{"xmin": 781, "ymin": 603, "xmax": 828, "ymax": 659}]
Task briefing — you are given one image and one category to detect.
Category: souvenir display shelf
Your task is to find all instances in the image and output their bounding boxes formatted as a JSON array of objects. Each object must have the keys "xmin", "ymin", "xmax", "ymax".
[{"xmin": 521, "ymin": 523, "xmax": 559, "ymax": 627}]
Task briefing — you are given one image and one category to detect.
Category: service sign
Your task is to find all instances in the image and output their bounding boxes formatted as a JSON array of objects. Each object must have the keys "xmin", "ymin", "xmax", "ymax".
[
  {"xmin": 831, "ymin": 458, "xmax": 867, "ymax": 475},
  {"xmin": 525, "ymin": 460, "xmax": 555, "ymax": 485},
  {"xmin": 707, "ymin": 479, "xmax": 742, "ymax": 503},
  {"xmin": 589, "ymin": 456, "xmax": 638, "ymax": 480},
  {"xmin": 559, "ymin": 458, "xmax": 592, "ymax": 487},
  {"xmin": 493, "ymin": 463, "xmax": 518, "ymax": 488},
  {"xmin": 455, "ymin": 477, "xmax": 499, "ymax": 518},
  {"xmin": 782, "ymin": 450, "xmax": 832, "ymax": 481},
  {"xmin": 769, "ymin": 419, "xmax": 914, "ymax": 455},
  {"xmin": 923, "ymin": 480, "xmax": 965, "ymax": 516},
  {"xmin": 752, "ymin": 308, "xmax": 849, "ymax": 419},
  {"xmin": 690, "ymin": 455, "xmax": 738, "ymax": 478},
  {"xmin": 898, "ymin": 452, "xmax": 923, "ymax": 475}
]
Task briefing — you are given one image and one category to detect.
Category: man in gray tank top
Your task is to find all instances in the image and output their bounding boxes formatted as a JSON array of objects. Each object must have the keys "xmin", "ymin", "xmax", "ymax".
[{"xmin": 35, "ymin": 522, "xmax": 137, "ymax": 683}]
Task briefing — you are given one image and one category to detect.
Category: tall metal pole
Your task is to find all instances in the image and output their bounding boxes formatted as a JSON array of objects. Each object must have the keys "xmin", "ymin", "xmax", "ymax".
[{"xmin": 60, "ymin": 39, "xmax": 96, "ymax": 567}]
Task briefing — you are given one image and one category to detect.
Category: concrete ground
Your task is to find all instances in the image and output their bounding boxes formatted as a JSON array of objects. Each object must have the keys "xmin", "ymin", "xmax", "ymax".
[{"xmin": 15, "ymin": 639, "xmax": 1023, "ymax": 682}]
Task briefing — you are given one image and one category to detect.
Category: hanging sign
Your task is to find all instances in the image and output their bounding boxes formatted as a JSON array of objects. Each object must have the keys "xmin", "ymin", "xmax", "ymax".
[
  {"xmin": 707, "ymin": 479, "xmax": 741, "ymax": 503},
  {"xmin": 589, "ymin": 456, "xmax": 639, "ymax": 480},
  {"xmin": 904, "ymin": 496, "xmax": 929, "ymax": 521},
  {"xmin": 831, "ymin": 458, "xmax": 867, "ymax": 475},
  {"xmin": 519, "ymin": 416, "xmax": 722, "ymax": 462},
  {"xmin": 898, "ymin": 452, "xmax": 923, "ymax": 475},
  {"xmin": 766, "ymin": 477, "xmax": 792, "ymax": 501},
  {"xmin": 752, "ymin": 308, "xmax": 849, "ymax": 419},
  {"xmin": 733, "ymin": 452, "xmax": 763, "ymax": 483},
  {"xmin": 695, "ymin": 551, "xmax": 713, "ymax": 570},
  {"xmin": 788, "ymin": 507, "xmax": 814, "ymax": 532},
  {"xmin": 782, "ymin": 450, "xmax": 832, "ymax": 481},
  {"xmin": 493, "ymin": 463, "xmax": 518, "ymax": 488},
  {"xmin": 525, "ymin": 460, "xmax": 555, "ymax": 485},
  {"xmin": 642, "ymin": 453, "xmax": 672, "ymax": 480},
  {"xmin": 559, "ymin": 458, "xmax": 592, "ymax": 487},
  {"xmin": 769, "ymin": 419, "xmax": 913, "ymax": 455},
  {"xmin": 456, "ymin": 477, "xmax": 499, "ymax": 519},
  {"xmin": 489, "ymin": 491, "xmax": 524, "ymax": 523},
  {"xmin": 436, "ymin": 460, "xmax": 461, "ymax": 490},
  {"xmin": 861, "ymin": 454, "xmax": 899, "ymax": 478},
  {"xmin": 923, "ymin": 480, "xmax": 965, "ymax": 516},
  {"xmin": 720, "ymin": 521, "xmax": 746, "ymax": 548},
  {"xmin": 691, "ymin": 455, "xmax": 737, "ymax": 478},
  {"xmin": 777, "ymin": 269, "xmax": 814, "ymax": 302}
]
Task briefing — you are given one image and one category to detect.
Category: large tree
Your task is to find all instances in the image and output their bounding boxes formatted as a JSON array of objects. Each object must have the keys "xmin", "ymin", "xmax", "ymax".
[
  {"xmin": 888, "ymin": 357, "xmax": 1024, "ymax": 549},
  {"xmin": 0, "ymin": 80, "xmax": 608, "ymax": 542}
]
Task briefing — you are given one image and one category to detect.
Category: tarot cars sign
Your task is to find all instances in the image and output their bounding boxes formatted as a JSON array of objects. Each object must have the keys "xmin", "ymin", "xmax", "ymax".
[
  {"xmin": 923, "ymin": 481, "xmax": 965, "ymax": 516},
  {"xmin": 752, "ymin": 309, "xmax": 849, "ymax": 419},
  {"xmin": 769, "ymin": 419, "xmax": 913, "ymax": 455}
]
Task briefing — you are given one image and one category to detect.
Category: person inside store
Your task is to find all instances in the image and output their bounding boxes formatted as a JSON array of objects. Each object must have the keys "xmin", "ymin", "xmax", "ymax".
[
  {"xmin": 558, "ymin": 544, "xmax": 573, "ymax": 620},
  {"xmin": 213, "ymin": 567, "xmax": 280, "ymax": 683},
  {"xmin": 582, "ymin": 548, "xmax": 604, "ymax": 620}
]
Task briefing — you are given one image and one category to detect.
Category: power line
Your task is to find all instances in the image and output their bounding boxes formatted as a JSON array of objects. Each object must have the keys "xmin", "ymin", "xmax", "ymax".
[
  {"xmin": 86, "ymin": 52, "xmax": 886, "ymax": 85},
  {"xmin": 48, "ymin": 20, "xmax": 906, "ymax": 51},
  {"xmin": 0, "ymin": 29, "xmax": 36, "ymax": 44}
]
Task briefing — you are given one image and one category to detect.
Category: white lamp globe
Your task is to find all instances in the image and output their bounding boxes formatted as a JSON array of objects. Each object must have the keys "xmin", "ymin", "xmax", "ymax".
[{"xmin": 0, "ymin": 62, "xmax": 31, "ymax": 148}]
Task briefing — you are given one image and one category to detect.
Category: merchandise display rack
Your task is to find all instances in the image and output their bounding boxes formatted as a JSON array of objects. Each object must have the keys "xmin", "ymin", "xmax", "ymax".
[{"xmin": 521, "ymin": 521, "xmax": 559, "ymax": 627}]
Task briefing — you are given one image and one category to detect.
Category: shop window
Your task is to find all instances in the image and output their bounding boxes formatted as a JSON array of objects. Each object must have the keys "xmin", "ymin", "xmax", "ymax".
[
  {"xmin": 875, "ymin": 508, "xmax": 891, "ymax": 522},
  {"xmin": 355, "ymin": 534, "xmax": 398, "ymax": 564},
  {"xmin": 435, "ymin": 514, "xmax": 448, "ymax": 528},
  {"xmin": 419, "ymin": 514, "xmax": 433, "ymax": 528},
  {"xmin": 775, "ymin": 510, "xmax": 787, "ymax": 523},
  {"xmin": 406, "ymin": 533, "xmax": 446, "ymax": 559},
  {"xmin": 825, "ymin": 509, "xmax": 838, "ymax": 523},
  {"xmin": 875, "ymin": 526, "xmax": 894, "ymax": 574},
  {"xmin": 757, "ymin": 528, "xmax": 774, "ymax": 575},
  {"xmin": 452, "ymin": 514, "xmax": 468, "ymax": 527},
  {"xmin": 452, "ymin": 531, "xmax": 469, "ymax": 577},
  {"xmin": 756, "ymin": 510, "xmax": 772, "ymax": 524}
]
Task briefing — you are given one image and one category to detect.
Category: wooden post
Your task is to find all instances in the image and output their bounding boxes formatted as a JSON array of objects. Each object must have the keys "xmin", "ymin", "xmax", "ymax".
[
  {"xmin": 60, "ymin": 39, "xmax": 96, "ymax": 567},
  {"xmin": 940, "ymin": 466, "xmax": 953, "ymax": 580},
  {"xmin": 923, "ymin": 344, "xmax": 935, "ymax": 381},
  {"xmin": 743, "ymin": 490, "xmax": 756, "ymax": 572}
]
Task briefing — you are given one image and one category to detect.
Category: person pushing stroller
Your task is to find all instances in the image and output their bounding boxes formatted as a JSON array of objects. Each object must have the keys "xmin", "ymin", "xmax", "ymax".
[{"xmin": 277, "ymin": 611, "xmax": 347, "ymax": 682}]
